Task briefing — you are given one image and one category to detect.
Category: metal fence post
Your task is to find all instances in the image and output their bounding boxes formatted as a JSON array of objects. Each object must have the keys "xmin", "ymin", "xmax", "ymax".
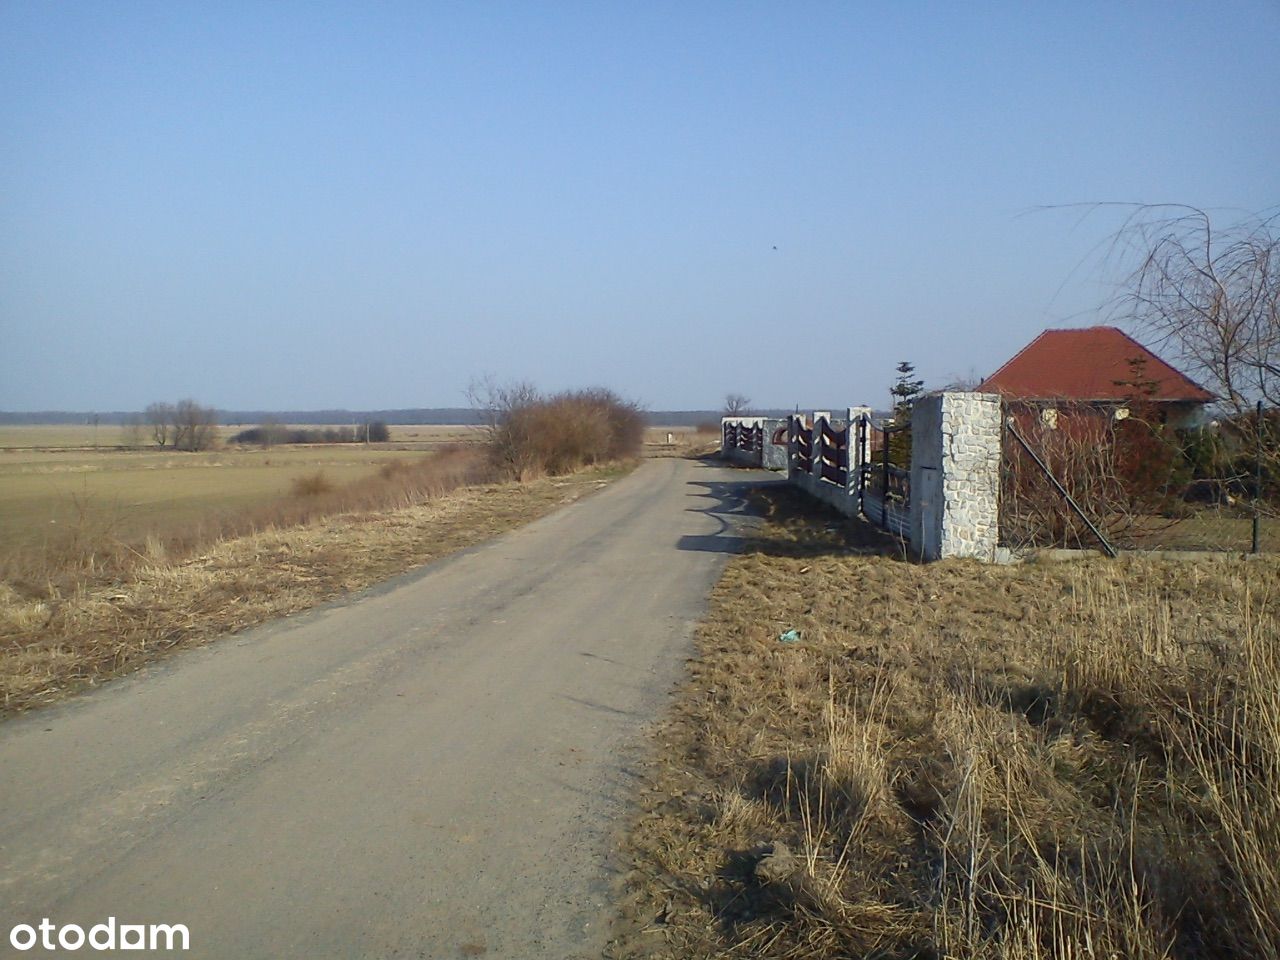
[
  {"xmin": 881, "ymin": 421, "xmax": 890, "ymax": 514},
  {"xmin": 1254, "ymin": 399, "xmax": 1263, "ymax": 554}
]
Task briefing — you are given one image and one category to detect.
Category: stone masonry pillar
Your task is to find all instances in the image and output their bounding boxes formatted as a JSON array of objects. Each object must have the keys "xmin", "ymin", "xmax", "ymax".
[{"xmin": 910, "ymin": 392, "xmax": 1001, "ymax": 561}]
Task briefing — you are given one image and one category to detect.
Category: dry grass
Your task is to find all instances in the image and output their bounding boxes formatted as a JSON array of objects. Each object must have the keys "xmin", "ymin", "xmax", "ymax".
[
  {"xmin": 0, "ymin": 460, "xmax": 632, "ymax": 715},
  {"xmin": 610, "ymin": 486, "xmax": 1280, "ymax": 960},
  {"xmin": 0, "ymin": 443, "xmax": 432, "ymax": 550},
  {"xmin": 644, "ymin": 427, "xmax": 721, "ymax": 459},
  {"xmin": 0, "ymin": 423, "xmax": 482, "ymax": 450},
  {"xmin": 289, "ymin": 470, "xmax": 336, "ymax": 497},
  {"xmin": 1, "ymin": 447, "xmax": 492, "ymax": 597}
]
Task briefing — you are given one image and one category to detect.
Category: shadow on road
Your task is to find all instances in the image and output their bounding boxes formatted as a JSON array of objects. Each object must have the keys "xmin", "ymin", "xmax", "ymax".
[
  {"xmin": 678, "ymin": 465, "xmax": 905, "ymax": 560},
  {"xmin": 677, "ymin": 471, "xmax": 783, "ymax": 555}
]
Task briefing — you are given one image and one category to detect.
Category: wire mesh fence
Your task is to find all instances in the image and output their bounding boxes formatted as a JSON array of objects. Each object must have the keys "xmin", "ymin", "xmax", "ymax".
[{"xmin": 999, "ymin": 399, "xmax": 1277, "ymax": 554}]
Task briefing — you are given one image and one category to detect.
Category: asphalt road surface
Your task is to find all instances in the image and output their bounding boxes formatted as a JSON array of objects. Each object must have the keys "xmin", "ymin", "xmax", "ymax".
[{"xmin": 1, "ymin": 458, "xmax": 775, "ymax": 959}]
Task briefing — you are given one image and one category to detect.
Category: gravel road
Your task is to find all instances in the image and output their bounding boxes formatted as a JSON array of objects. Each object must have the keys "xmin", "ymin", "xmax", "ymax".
[{"xmin": 0, "ymin": 458, "xmax": 775, "ymax": 959}]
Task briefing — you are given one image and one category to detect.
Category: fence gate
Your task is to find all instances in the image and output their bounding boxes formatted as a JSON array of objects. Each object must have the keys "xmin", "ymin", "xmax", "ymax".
[{"xmin": 858, "ymin": 417, "xmax": 911, "ymax": 537}]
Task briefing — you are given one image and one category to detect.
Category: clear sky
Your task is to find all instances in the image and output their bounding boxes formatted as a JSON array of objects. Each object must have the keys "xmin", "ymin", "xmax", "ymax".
[{"xmin": 2, "ymin": 1, "xmax": 1276, "ymax": 412}]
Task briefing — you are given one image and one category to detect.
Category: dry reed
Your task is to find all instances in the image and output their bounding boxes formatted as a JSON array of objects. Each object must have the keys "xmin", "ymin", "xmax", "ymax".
[{"xmin": 611, "ymin": 486, "xmax": 1280, "ymax": 960}]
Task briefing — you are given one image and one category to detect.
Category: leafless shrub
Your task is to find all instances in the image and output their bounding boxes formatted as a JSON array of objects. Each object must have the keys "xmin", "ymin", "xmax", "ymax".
[
  {"xmin": 145, "ymin": 402, "xmax": 174, "ymax": 447},
  {"xmin": 291, "ymin": 472, "xmax": 334, "ymax": 497},
  {"xmin": 144, "ymin": 399, "xmax": 218, "ymax": 450},
  {"xmin": 171, "ymin": 399, "xmax": 218, "ymax": 451},
  {"xmin": 1000, "ymin": 400, "xmax": 1193, "ymax": 550},
  {"xmin": 468, "ymin": 378, "xmax": 644, "ymax": 480}
]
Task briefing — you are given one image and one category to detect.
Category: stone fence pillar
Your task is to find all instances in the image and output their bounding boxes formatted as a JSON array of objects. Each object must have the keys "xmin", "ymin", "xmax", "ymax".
[
  {"xmin": 761, "ymin": 418, "xmax": 788, "ymax": 471},
  {"xmin": 910, "ymin": 393, "xmax": 1001, "ymax": 561}
]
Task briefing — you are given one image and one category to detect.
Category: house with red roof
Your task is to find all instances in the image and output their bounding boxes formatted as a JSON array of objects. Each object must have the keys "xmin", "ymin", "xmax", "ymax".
[{"xmin": 978, "ymin": 326, "xmax": 1214, "ymax": 430}]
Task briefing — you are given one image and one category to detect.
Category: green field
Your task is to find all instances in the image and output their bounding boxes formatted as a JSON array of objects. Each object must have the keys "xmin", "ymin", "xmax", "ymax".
[{"xmin": 0, "ymin": 439, "xmax": 442, "ymax": 550}]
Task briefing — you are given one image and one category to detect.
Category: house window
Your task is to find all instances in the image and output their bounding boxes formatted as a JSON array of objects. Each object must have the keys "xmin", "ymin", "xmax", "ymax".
[
  {"xmin": 1114, "ymin": 407, "xmax": 1130, "ymax": 421},
  {"xmin": 1040, "ymin": 408, "xmax": 1058, "ymax": 430}
]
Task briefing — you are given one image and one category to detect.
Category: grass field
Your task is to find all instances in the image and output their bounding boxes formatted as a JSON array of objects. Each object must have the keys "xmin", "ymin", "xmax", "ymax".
[
  {"xmin": 0, "ymin": 443, "xmax": 430, "ymax": 549},
  {"xmin": 0, "ymin": 423, "xmax": 480, "ymax": 450},
  {"xmin": 0, "ymin": 412, "xmax": 643, "ymax": 714},
  {"xmin": 643, "ymin": 425, "xmax": 718, "ymax": 458},
  {"xmin": 0, "ymin": 424, "xmax": 708, "ymax": 551},
  {"xmin": 611, "ymin": 485, "xmax": 1280, "ymax": 960}
]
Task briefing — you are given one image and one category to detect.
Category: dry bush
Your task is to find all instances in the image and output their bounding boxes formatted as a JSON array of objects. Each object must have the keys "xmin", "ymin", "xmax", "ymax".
[
  {"xmin": 1001, "ymin": 400, "xmax": 1195, "ymax": 550},
  {"xmin": 612, "ymin": 486, "xmax": 1280, "ymax": 960},
  {"xmin": 472, "ymin": 380, "xmax": 645, "ymax": 480},
  {"xmin": 291, "ymin": 471, "xmax": 334, "ymax": 497}
]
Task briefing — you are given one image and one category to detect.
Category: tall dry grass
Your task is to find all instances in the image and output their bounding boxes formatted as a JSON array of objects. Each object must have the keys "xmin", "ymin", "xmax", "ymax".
[{"xmin": 613, "ymin": 487, "xmax": 1280, "ymax": 960}]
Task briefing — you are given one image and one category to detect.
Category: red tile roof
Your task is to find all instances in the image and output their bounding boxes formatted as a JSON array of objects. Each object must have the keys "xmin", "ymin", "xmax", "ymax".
[{"xmin": 978, "ymin": 327, "xmax": 1215, "ymax": 403}]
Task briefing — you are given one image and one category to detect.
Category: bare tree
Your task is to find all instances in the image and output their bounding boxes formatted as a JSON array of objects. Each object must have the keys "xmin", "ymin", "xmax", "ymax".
[
  {"xmin": 466, "ymin": 376, "xmax": 541, "ymax": 476},
  {"xmin": 1113, "ymin": 205, "xmax": 1278, "ymax": 414},
  {"xmin": 723, "ymin": 393, "xmax": 752, "ymax": 417},
  {"xmin": 145, "ymin": 402, "xmax": 174, "ymax": 447},
  {"xmin": 171, "ymin": 399, "xmax": 218, "ymax": 451}
]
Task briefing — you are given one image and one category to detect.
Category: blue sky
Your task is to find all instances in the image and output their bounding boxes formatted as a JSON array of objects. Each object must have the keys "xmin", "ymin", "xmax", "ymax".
[{"xmin": 2, "ymin": 1, "xmax": 1276, "ymax": 411}]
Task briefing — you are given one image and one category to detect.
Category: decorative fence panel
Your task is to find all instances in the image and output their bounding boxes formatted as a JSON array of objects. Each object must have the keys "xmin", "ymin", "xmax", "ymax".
[
  {"xmin": 793, "ymin": 418, "xmax": 813, "ymax": 474},
  {"xmin": 817, "ymin": 419, "xmax": 849, "ymax": 487},
  {"xmin": 722, "ymin": 421, "xmax": 764, "ymax": 455}
]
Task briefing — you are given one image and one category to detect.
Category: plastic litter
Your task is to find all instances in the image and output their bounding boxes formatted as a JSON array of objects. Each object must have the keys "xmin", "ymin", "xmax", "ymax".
[{"xmin": 778, "ymin": 629, "xmax": 801, "ymax": 644}]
